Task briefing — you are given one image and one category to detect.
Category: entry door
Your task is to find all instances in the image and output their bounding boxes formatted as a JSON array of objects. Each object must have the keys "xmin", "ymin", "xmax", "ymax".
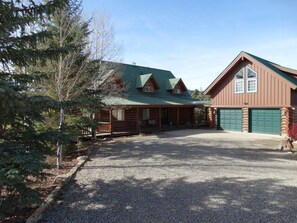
[{"xmin": 161, "ymin": 108, "xmax": 169, "ymax": 125}]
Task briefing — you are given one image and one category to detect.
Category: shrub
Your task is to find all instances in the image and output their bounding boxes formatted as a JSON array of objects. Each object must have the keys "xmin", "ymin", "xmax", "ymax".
[{"xmin": 288, "ymin": 123, "xmax": 297, "ymax": 141}]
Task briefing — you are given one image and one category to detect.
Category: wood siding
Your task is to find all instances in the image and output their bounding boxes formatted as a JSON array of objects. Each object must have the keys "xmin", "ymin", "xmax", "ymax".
[
  {"xmin": 179, "ymin": 107, "xmax": 194, "ymax": 126},
  {"xmin": 98, "ymin": 106, "xmax": 195, "ymax": 135},
  {"xmin": 211, "ymin": 61, "xmax": 292, "ymax": 107},
  {"xmin": 289, "ymin": 107, "xmax": 297, "ymax": 125},
  {"xmin": 291, "ymin": 90, "xmax": 297, "ymax": 106},
  {"xmin": 113, "ymin": 108, "xmax": 137, "ymax": 133}
]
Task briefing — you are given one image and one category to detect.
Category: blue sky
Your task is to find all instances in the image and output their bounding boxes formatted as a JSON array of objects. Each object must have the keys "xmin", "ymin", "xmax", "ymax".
[{"xmin": 82, "ymin": 0, "xmax": 297, "ymax": 90}]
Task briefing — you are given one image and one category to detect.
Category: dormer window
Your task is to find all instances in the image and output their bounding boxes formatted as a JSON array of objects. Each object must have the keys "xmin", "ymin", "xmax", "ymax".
[
  {"xmin": 173, "ymin": 86, "xmax": 181, "ymax": 94},
  {"xmin": 166, "ymin": 78, "xmax": 187, "ymax": 94},
  {"xmin": 144, "ymin": 82, "xmax": 155, "ymax": 92},
  {"xmin": 234, "ymin": 68, "xmax": 244, "ymax": 93},
  {"xmin": 246, "ymin": 67, "xmax": 257, "ymax": 93},
  {"xmin": 136, "ymin": 73, "xmax": 159, "ymax": 93}
]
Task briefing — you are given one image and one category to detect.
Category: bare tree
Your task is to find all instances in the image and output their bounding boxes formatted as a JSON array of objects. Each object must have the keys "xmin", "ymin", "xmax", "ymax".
[{"xmin": 87, "ymin": 12, "xmax": 125, "ymax": 139}]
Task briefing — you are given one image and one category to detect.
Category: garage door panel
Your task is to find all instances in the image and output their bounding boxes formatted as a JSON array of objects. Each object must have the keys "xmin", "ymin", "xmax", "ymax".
[
  {"xmin": 249, "ymin": 108, "xmax": 281, "ymax": 135},
  {"xmin": 218, "ymin": 108, "xmax": 242, "ymax": 132}
]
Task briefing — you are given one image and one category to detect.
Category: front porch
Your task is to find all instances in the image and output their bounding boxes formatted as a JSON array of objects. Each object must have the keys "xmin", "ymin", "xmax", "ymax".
[{"xmin": 93, "ymin": 106, "xmax": 197, "ymax": 136}]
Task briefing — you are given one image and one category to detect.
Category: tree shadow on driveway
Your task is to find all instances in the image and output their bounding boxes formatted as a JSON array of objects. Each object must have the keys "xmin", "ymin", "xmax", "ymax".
[{"xmin": 43, "ymin": 176, "xmax": 297, "ymax": 223}]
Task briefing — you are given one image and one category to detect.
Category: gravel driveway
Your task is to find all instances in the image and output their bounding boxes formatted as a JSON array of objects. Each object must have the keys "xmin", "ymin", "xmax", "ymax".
[{"xmin": 42, "ymin": 129, "xmax": 297, "ymax": 223}]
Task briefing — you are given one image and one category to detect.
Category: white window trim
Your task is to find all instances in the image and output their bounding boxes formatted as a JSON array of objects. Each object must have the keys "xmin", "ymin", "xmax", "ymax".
[
  {"xmin": 246, "ymin": 67, "xmax": 257, "ymax": 93},
  {"xmin": 234, "ymin": 79, "xmax": 244, "ymax": 93},
  {"xmin": 234, "ymin": 68, "xmax": 244, "ymax": 94}
]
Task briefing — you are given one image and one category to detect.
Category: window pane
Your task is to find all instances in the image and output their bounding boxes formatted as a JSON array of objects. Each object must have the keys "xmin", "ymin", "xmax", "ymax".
[
  {"xmin": 143, "ymin": 109, "xmax": 150, "ymax": 120},
  {"xmin": 235, "ymin": 68, "xmax": 244, "ymax": 79},
  {"xmin": 112, "ymin": 109, "xmax": 125, "ymax": 121},
  {"xmin": 235, "ymin": 80, "xmax": 244, "ymax": 93},
  {"xmin": 247, "ymin": 80, "xmax": 256, "ymax": 92},
  {"xmin": 247, "ymin": 68, "xmax": 257, "ymax": 78}
]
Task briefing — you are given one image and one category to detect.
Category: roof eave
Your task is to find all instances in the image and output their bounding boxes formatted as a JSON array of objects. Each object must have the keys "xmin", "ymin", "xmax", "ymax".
[{"xmin": 204, "ymin": 51, "xmax": 246, "ymax": 95}]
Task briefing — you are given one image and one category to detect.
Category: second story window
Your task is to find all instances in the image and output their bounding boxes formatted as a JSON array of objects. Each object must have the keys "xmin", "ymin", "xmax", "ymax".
[
  {"xmin": 246, "ymin": 67, "xmax": 257, "ymax": 93},
  {"xmin": 143, "ymin": 80, "xmax": 155, "ymax": 92},
  {"xmin": 173, "ymin": 86, "xmax": 181, "ymax": 94},
  {"xmin": 234, "ymin": 68, "xmax": 244, "ymax": 93}
]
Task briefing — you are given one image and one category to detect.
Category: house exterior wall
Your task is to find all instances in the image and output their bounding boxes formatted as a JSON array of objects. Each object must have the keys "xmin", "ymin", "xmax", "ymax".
[
  {"xmin": 113, "ymin": 108, "xmax": 137, "ymax": 133},
  {"xmin": 289, "ymin": 107, "xmax": 297, "ymax": 126},
  {"xmin": 211, "ymin": 60, "xmax": 292, "ymax": 107},
  {"xmin": 291, "ymin": 90, "xmax": 297, "ymax": 106},
  {"xmin": 179, "ymin": 107, "xmax": 194, "ymax": 126}
]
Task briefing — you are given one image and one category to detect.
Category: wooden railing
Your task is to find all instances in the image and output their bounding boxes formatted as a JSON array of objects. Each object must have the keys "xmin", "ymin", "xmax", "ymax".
[{"xmin": 97, "ymin": 122, "xmax": 111, "ymax": 133}]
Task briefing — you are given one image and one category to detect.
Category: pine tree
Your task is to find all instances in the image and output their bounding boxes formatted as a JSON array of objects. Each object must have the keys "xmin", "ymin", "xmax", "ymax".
[
  {"xmin": 30, "ymin": 0, "xmax": 100, "ymax": 168},
  {"xmin": 0, "ymin": 0, "xmax": 67, "ymax": 217}
]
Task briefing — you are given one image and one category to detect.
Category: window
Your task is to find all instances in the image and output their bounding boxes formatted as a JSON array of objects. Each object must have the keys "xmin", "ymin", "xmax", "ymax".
[
  {"xmin": 234, "ymin": 68, "xmax": 244, "ymax": 93},
  {"xmin": 140, "ymin": 109, "xmax": 150, "ymax": 120},
  {"xmin": 246, "ymin": 67, "xmax": 257, "ymax": 92},
  {"xmin": 112, "ymin": 109, "xmax": 125, "ymax": 121},
  {"xmin": 144, "ymin": 85, "xmax": 154, "ymax": 92},
  {"xmin": 143, "ymin": 80, "xmax": 155, "ymax": 92},
  {"xmin": 173, "ymin": 86, "xmax": 181, "ymax": 94}
]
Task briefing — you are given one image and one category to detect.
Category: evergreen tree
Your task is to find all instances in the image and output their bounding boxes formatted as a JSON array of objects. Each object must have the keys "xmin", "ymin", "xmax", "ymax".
[
  {"xmin": 0, "ymin": 0, "xmax": 66, "ymax": 217},
  {"xmin": 31, "ymin": 0, "xmax": 100, "ymax": 168}
]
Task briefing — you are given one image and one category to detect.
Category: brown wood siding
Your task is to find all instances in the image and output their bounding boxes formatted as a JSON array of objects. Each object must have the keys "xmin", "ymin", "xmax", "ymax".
[
  {"xmin": 291, "ymin": 90, "xmax": 297, "ymax": 106},
  {"xmin": 168, "ymin": 108, "xmax": 178, "ymax": 124},
  {"xmin": 211, "ymin": 61, "xmax": 292, "ymax": 107},
  {"xmin": 149, "ymin": 108, "xmax": 159, "ymax": 124},
  {"xmin": 289, "ymin": 107, "xmax": 297, "ymax": 126},
  {"xmin": 113, "ymin": 108, "xmax": 137, "ymax": 133},
  {"xmin": 179, "ymin": 107, "xmax": 194, "ymax": 125}
]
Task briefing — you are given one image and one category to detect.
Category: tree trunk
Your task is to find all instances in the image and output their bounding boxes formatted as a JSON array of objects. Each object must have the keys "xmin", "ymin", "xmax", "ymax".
[
  {"xmin": 56, "ymin": 106, "xmax": 64, "ymax": 169},
  {"xmin": 91, "ymin": 112, "xmax": 97, "ymax": 140}
]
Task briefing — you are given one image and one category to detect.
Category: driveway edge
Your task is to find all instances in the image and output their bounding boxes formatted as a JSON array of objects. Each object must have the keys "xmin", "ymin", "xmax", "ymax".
[{"xmin": 25, "ymin": 155, "xmax": 89, "ymax": 223}]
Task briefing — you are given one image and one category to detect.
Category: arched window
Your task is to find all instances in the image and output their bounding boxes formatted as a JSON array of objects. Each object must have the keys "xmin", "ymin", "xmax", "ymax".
[
  {"xmin": 246, "ymin": 67, "xmax": 257, "ymax": 92},
  {"xmin": 234, "ymin": 68, "xmax": 244, "ymax": 93}
]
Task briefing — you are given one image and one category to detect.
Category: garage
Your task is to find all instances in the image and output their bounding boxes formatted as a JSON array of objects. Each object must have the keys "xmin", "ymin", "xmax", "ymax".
[
  {"xmin": 217, "ymin": 108, "xmax": 242, "ymax": 131},
  {"xmin": 249, "ymin": 108, "xmax": 281, "ymax": 135}
]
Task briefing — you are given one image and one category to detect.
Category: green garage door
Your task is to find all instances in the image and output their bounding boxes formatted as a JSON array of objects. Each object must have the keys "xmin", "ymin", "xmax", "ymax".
[
  {"xmin": 218, "ymin": 108, "xmax": 242, "ymax": 131},
  {"xmin": 249, "ymin": 108, "xmax": 281, "ymax": 135}
]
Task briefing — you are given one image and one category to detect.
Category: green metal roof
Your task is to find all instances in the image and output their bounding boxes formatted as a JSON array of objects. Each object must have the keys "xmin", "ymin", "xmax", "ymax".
[
  {"xmin": 166, "ymin": 78, "xmax": 180, "ymax": 90},
  {"xmin": 244, "ymin": 51, "xmax": 297, "ymax": 87},
  {"xmin": 136, "ymin": 73, "xmax": 153, "ymax": 88},
  {"xmin": 103, "ymin": 63, "xmax": 200, "ymax": 106}
]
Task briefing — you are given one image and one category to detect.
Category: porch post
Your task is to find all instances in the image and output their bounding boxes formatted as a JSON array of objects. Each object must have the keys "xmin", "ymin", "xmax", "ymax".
[
  {"xmin": 136, "ymin": 107, "xmax": 139, "ymax": 134},
  {"xmin": 109, "ymin": 109, "xmax": 113, "ymax": 135},
  {"xmin": 177, "ymin": 107, "xmax": 180, "ymax": 128},
  {"xmin": 159, "ymin": 107, "xmax": 162, "ymax": 130}
]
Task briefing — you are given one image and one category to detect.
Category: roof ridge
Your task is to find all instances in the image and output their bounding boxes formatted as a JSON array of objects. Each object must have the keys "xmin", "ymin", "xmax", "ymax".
[{"xmin": 110, "ymin": 61, "xmax": 171, "ymax": 72}]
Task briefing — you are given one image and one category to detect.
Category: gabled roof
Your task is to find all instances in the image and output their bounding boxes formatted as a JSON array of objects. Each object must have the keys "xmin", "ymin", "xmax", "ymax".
[
  {"xmin": 205, "ymin": 51, "xmax": 297, "ymax": 95},
  {"xmin": 102, "ymin": 63, "xmax": 196, "ymax": 106},
  {"xmin": 136, "ymin": 73, "xmax": 160, "ymax": 89},
  {"xmin": 166, "ymin": 78, "xmax": 187, "ymax": 91}
]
